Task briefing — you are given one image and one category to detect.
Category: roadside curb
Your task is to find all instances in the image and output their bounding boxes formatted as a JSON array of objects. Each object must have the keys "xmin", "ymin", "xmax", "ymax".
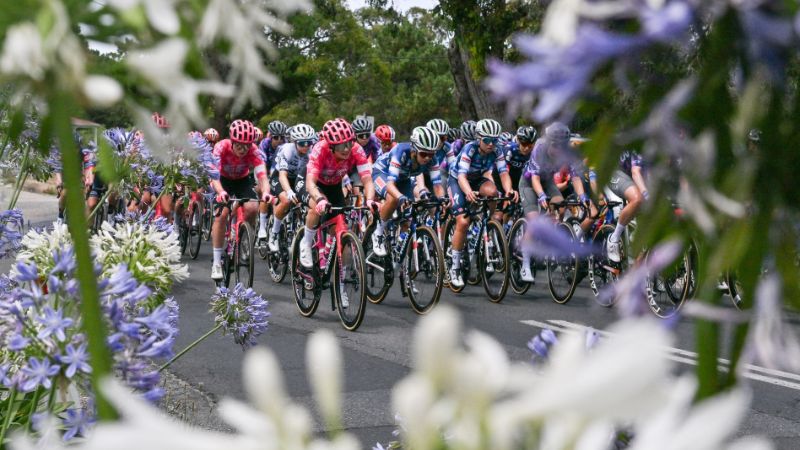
[{"xmin": 158, "ymin": 368, "xmax": 233, "ymax": 433}]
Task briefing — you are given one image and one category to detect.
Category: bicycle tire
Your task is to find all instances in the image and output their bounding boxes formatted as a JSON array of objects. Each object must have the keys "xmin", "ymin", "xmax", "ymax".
[
  {"xmin": 547, "ymin": 222, "xmax": 579, "ymax": 304},
  {"xmin": 267, "ymin": 219, "xmax": 288, "ymax": 283},
  {"xmin": 176, "ymin": 209, "xmax": 189, "ymax": 255},
  {"xmin": 333, "ymin": 231, "xmax": 367, "ymax": 331},
  {"xmin": 363, "ymin": 223, "xmax": 392, "ymax": 303},
  {"xmin": 234, "ymin": 221, "xmax": 255, "ymax": 288},
  {"xmin": 481, "ymin": 220, "xmax": 510, "ymax": 303},
  {"xmin": 442, "ymin": 217, "xmax": 465, "ymax": 293},
  {"xmin": 508, "ymin": 218, "xmax": 532, "ymax": 295},
  {"xmin": 291, "ymin": 228, "xmax": 322, "ymax": 317},
  {"xmin": 216, "ymin": 251, "xmax": 232, "ymax": 289},
  {"xmin": 188, "ymin": 204, "xmax": 202, "ymax": 260},
  {"xmin": 726, "ymin": 272, "xmax": 743, "ymax": 310},
  {"xmin": 645, "ymin": 242, "xmax": 693, "ymax": 319},
  {"xmin": 257, "ymin": 215, "xmax": 270, "ymax": 260},
  {"xmin": 405, "ymin": 226, "xmax": 444, "ymax": 314},
  {"xmin": 201, "ymin": 206, "xmax": 212, "ymax": 241},
  {"xmin": 588, "ymin": 224, "xmax": 618, "ymax": 306}
]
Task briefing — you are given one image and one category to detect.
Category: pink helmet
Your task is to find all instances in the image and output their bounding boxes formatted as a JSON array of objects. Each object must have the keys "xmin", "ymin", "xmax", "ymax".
[
  {"xmin": 152, "ymin": 112, "xmax": 170, "ymax": 128},
  {"xmin": 321, "ymin": 118, "xmax": 354, "ymax": 145},
  {"xmin": 229, "ymin": 119, "xmax": 257, "ymax": 144},
  {"xmin": 203, "ymin": 128, "xmax": 220, "ymax": 143}
]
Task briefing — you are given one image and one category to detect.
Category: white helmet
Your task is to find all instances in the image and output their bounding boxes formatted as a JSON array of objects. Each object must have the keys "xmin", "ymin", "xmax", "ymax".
[
  {"xmin": 410, "ymin": 126, "xmax": 440, "ymax": 153},
  {"xmin": 290, "ymin": 123, "xmax": 316, "ymax": 142},
  {"xmin": 476, "ymin": 118, "xmax": 502, "ymax": 138},
  {"xmin": 426, "ymin": 118, "xmax": 449, "ymax": 136}
]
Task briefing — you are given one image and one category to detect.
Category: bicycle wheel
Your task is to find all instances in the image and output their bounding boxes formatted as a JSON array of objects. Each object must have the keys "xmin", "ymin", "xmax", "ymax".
[
  {"xmin": 267, "ymin": 220, "xmax": 288, "ymax": 283},
  {"xmin": 216, "ymin": 251, "xmax": 233, "ymax": 289},
  {"xmin": 442, "ymin": 218, "xmax": 465, "ymax": 293},
  {"xmin": 589, "ymin": 224, "xmax": 618, "ymax": 306},
  {"xmin": 404, "ymin": 226, "xmax": 444, "ymax": 314},
  {"xmin": 363, "ymin": 223, "xmax": 392, "ymax": 303},
  {"xmin": 646, "ymin": 241, "xmax": 693, "ymax": 318},
  {"xmin": 188, "ymin": 204, "xmax": 202, "ymax": 260},
  {"xmin": 480, "ymin": 221, "xmax": 510, "ymax": 303},
  {"xmin": 201, "ymin": 205, "xmax": 212, "ymax": 241},
  {"xmin": 176, "ymin": 209, "xmax": 189, "ymax": 255},
  {"xmin": 547, "ymin": 222, "xmax": 579, "ymax": 304},
  {"xmin": 91, "ymin": 204, "xmax": 106, "ymax": 235},
  {"xmin": 234, "ymin": 221, "xmax": 255, "ymax": 288},
  {"xmin": 291, "ymin": 228, "xmax": 322, "ymax": 317},
  {"xmin": 258, "ymin": 216, "xmax": 270, "ymax": 260},
  {"xmin": 333, "ymin": 231, "xmax": 367, "ymax": 331},
  {"xmin": 508, "ymin": 218, "xmax": 532, "ymax": 295}
]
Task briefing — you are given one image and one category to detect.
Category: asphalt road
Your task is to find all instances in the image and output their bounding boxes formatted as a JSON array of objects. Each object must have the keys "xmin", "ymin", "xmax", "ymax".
[
  {"xmin": 5, "ymin": 188, "xmax": 799, "ymax": 447},
  {"xmin": 168, "ymin": 242, "xmax": 800, "ymax": 449}
]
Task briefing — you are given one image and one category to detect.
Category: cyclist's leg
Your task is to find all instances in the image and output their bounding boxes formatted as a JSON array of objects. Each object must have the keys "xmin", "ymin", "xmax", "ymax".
[
  {"xmin": 609, "ymin": 170, "xmax": 641, "ymax": 241},
  {"xmin": 447, "ymin": 176, "xmax": 470, "ymax": 272}
]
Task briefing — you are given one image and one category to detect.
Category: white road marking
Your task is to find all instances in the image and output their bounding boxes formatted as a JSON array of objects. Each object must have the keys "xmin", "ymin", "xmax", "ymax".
[{"xmin": 521, "ymin": 319, "xmax": 800, "ymax": 391}]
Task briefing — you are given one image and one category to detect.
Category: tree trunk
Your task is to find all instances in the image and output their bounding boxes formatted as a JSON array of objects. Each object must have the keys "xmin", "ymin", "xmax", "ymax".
[{"xmin": 447, "ymin": 39, "xmax": 513, "ymax": 129}]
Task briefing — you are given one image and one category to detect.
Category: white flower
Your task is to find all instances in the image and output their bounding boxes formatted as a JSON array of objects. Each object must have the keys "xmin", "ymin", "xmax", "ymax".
[
  {"xmin": 108, "ymin": 0, "xmax": 180, "ymax": 35},
  {"xmin": 744, "ymin": 274, "xmax": 800, "ymax": 373},
  {"xmin": 412, "ymin": 305, "xmax": 460, "ymax": 388},
  {"xmin": 83, "ymin": 75, "xmax": 123, "ymax": 107},
  {"xmin": 307, "ymin": 330, "xmax": 342, "ymax": 429},
  {"xmin": 0, "ymin": 22, "xmax": 48, "ymax": 80},
  {"xmin": 13, "ymin": 222, "xmax": 72, "ymax": 277}
]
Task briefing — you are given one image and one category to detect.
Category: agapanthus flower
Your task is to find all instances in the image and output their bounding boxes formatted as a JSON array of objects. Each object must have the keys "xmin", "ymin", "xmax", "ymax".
[
  {"xmin": 19, "ymin": 357, "xmax": 60, "ymax": 391},
  {"xmin": 58, "ymin": 343, "xmax": 92, "ymax": 378},
  {"xmin": 61, "ymin": 406, "xmax": 95, "ymax": 441},
  {"xmin": 37, "ymin": 306, "xmax": 74, "ymax": 342},
  {"xmin": 0, "ymin": 209, "xmax": 24, "ymax": 258},
  {"xmin": 210, "ymin": 283, "xmax": 270, "ymax": 349},
  {"xmin": 521, "ymin": 214, "xmax": 600, "ymax": 259}
]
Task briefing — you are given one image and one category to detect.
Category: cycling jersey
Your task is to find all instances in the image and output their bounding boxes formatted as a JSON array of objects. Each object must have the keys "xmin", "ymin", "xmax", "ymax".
[
  {"xmin": 450, "ymin": 138, "xmax": 466, "ymax": 157},
  {"xmin": 275, "ymin": 143, "xmax": 309, "ymax": 178},
  {"xmin": 435, "ymin": 141, "xmax": 456, "ymax": 169},
  {"xmin": 619, "ymin": 150, "xmax": 644, "ymax": 176},
  {"xmin": 361, "ymin": 134, "xmax": 382, "ymax": 162},
  {"xmin": 258, "ymin": 137, "xmax": 280, "ymax": 172},
  {"xmin": 373, "ymin": 142, "xmax": 441, "ymax": 185},
  {"xmin": 450, "ymin": 141, "xmax": 508, "ymax": 180},
  {"xmin": 503, "ymin": 142, "xmax": 530, "ymax": 185},
  {"xmin": 211, "ymin": 139, "xmax": 267, "ymax": 181},
  {"xmin": 306, "ymin": 140, "xmax": 371, "ymax": 186},
  {"xmin": 526, "ymin": 138, "xmax": 580, "ymax": 179}
]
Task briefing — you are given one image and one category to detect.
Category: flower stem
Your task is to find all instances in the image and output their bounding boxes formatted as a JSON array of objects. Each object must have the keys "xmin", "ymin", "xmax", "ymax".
[
  {"xmin": 159, "ymin": 323, "xmax": 223, "ymax": 373},
  {"xmin": 25, "ymin": 388, "xmax": 42, "ymax": 432},
  {"xmin": 53, "ymin": 95, "xmax": 115, "ymax": 421},
  {"xmin": 87, "ymin": 187, "xmax": 113, "ymax": 221},
  {"xmin": 0, "ymin": 388, "xmax": 18, "ymax": 444},
  {"xmin": 7, "ymin": 144, "xmax": 31, "ymax": 210}
]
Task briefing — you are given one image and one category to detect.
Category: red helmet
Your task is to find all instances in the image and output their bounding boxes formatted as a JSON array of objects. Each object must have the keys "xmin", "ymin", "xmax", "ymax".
[
  {"xmin": 203, "ymin": 128, "xmax": 220, "ymax": 143},
  {"xmin": 229, "ymin": 119, "xmax": 257, "ymax": 144},
  {"xmin": 152, "ymin": 112, "xmax": 170, "ymax": 129},
  {"xmin": 375, "ymin": 124, "xmax": 395, "ymax": 144},
  {"xmin": 254, "ymin": 127, "xmax": 264, "ymax": 142},
  {"xmin": 321, "ymin": 118, "xmax": 354, "ymax": 145}
]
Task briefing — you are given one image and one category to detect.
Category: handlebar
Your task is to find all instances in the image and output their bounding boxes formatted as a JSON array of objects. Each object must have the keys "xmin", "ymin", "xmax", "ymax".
[{"xmin": 213, "ymin": 197, "xmax": 259, "ymax": 217}]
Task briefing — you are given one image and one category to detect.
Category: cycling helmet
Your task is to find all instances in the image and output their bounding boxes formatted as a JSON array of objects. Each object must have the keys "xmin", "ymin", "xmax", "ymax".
[
  {"xmin": 476, "ymin": 118, "xmax": 502, "ymax": 138},
  {"xmin": 321, "ymin": 118, "xmax": 355, "ymax": 145},
  {"xmin": 499, "ymin": 131, "xmax": 513, "ymax": 144},
  {"xmin": 229, "ymin": 119, "xmax": 257, "ymax": 144},
  {"xmin": 545, "ymin": 122, "xmax": 571, "ymax": 146},
  {"xmin": 516, "ymin": 125, "xmax": 537, "ymax": 144},
  {"xmin": 748, "ymin": 128, "xmax": 761, "ymax": 142},
  {"xmin": 410, "ymin": 126, "xmax": 440, "ymax": 153},
  {"xmin": 188, "ymin": 130, "xmax": 204, "ymax": 140},
  {"xmin": 254, "ymin": 127, "xmax": 264, "ymax": 142},
  {"xmin": 426, "ymin": 118, "xmax": 449, "ymax": 137},
  {"xmin": 203, "ymin": 128, "xmax": 220, "ymax": 143},
  {"xmin": 267, "ymin": 120, "xmax": 288, "ymax": 137},
  {"xmin": 375, "ymin": 124, "xmax": 395, "ymax": 144},
  {"xmin": 290, "ymin": 123, "xmax": 316, "ymax": 142},
  {"xmin": 152, "ymin": 112, "xmax": 169, "ymax": 129},
  {"xmin": 446, "ymin": 127, "xmax": 461, "ymax": 141},
  {"xmin": 352, "ymin": 117, "xmax": 372, "ymax": 134},
  {"xmin": 460, "ymin": 120, "xmax": 477, "ymax": 140}
]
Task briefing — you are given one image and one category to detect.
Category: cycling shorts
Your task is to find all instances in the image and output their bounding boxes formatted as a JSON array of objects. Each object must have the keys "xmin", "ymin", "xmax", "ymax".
[
  {"xmin": 609, "ymin": 169, "xmax": 635, "ymax": 198},
  {"xmin": 373, "ymin": 171, "xmax": 414, "ymax": 200},
  {"xmin": 447, "ymin": 176, "xmax": 491, "ymax": 216},
  {"xmin": 316, "ymin": 181, "xmax": 346, "ymax": 208},
  {"xmin": 87, "ymin": 174, "xmax": 107, "ymax": 198},
  {"xmin": 221, "ymin": 176, "xmax": 258, "ymax": 200}
]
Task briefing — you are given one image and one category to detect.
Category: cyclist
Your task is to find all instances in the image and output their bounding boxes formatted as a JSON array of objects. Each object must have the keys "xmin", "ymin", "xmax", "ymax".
[
  {"xmin": 375, "ymin": 124, "xmax": 397, "ymax": 154},
  {"xmin": 209, "ymin": 119, "xmax": 270, "ymax": 280},
  {"xmin": 493, "ymin": 125, "xmax": 536, "ymax": 224},
  {"xmin": 606, "ymin": 149, "xmax": 647, "ymax": 263},
  {"xmin": 518, "ymin": 122, "xmax": 589, "ymax": 282},
  {"xmin": 370, "ymin": 126, "xmax": 445, "ymax": 256},
  {"xmin": 56, "ymin": 132, "xmax": 95, "ymax": 222},
  {"xmin": 351, "ymin": 117, "xmax": 381, "ymax": 205},
  {"xmin": 447, "ymin": 118, "xmax": 518, "ymax": 288},
  {"xmin": 425, "ymin": 118, "xmax": 455, "ymax": 188},
  {"xmin": 450, "ymin": 120, "xmax": 476, "ymax": 157},
  {"xmin": 203, "ymin": 128, "xmax": 220, "ymax": 145},
  {"xmin": 267, "ymin": 123, "xmax": 316, "ymax": 252},
  {"xmin": 446, "ymin": 127, "xmax": 461, "ymax": 145},
  {"xmin": 299, "ymin": 118, "xmax": 379, "ymax": 269},
  {"xmin": 256, "ymin": 120, "xmax": 287, "ymax": 239}
]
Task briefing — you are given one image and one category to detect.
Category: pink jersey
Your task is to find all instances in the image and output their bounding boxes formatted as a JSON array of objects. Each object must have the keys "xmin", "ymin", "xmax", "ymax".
[
  {"xmin": 306, "ymin": 140, "xmax": 371, "ymax": 186},
  {"xmin": 212, "ymin": 139, "xmax": 267, "ymax": 180}
]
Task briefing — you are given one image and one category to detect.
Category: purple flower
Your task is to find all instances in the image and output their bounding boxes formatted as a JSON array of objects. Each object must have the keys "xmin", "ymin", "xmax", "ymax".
[
  {"xmin": 50, "ymin": 245, "xmax": 76, "ymax": 276},
  {"xmin": 211, "ymin": 284, "xmax": 270, "ymax": 349},
  {"xmin": 527, "ymin": 328, "xmax": 560, "ymax": 362},
  {"xmin": 134, "ymin": 304, "xmax": 174, "ymax": 334},
  {"xmin": 521, "ymin": 215, "xmax": 600, "ymax": 259},
  {"xmin": 62, "ymin": 407, "xmax": 95, "ymax": 441},
  {"xmin": 37, "ymin": 306, "xmax": 74, "ymax": 342},
  {"xmin": 14, "ymin": 261, "xmax": 39, "ymax": 282},
  {"xmin": 8, "ymin": 332, "xmax": 30, "ymax": 351},
  {"xmin": 0, "ymin": 209, "xmax": 24, "ymax": 258},
  {"xmin": 58, "ymin": 343, "xmax": 92, "ymax": 378},
  {"xmin": 19, "ymin": 357, "xmax": 60, "ymax": 391}
]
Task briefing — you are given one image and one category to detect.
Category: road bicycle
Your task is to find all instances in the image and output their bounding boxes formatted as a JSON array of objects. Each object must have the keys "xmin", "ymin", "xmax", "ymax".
[
  {"xmin": 265, "ymin": 202, "xmax": 306, "ymax": 283},
  {"xmin": 442, "ymin": 195, "xmax": 512, "ymax": 302},
  {"xmin": 362, "ymin": 197, "xmax": 445, "ymax": 314},
  {"xmin": 214, "ymin": 198, "xmax": 258, "ymax": 289},
  {"xmin": 545, "ymin": 198, "xmax": 588, "ymax": 305},
  {"xmin": 290, "ymin": 205, "xmax": 368, "ymax": 331}
]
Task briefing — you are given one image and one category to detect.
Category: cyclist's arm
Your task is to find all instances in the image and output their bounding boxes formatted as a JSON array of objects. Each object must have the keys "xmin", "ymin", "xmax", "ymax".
[
  {"xmin": 499, "ymin": 171, "xmax": 514, "ymax": 195},
  {"xmin": 631, "ymin": 165, "xmax": 648, "ymax": 197},
  {"xmin": 532, "ymin": 174, "xmax": 545, "ymax": 197},
  {"xmin": 306, "ymin": 172, "xmax": 323, "ymax": 202},
  {"xmin": 570, "ymin": 175, "xmax": 585, "ymax": 196},
  {"xmin": 279, "ymin": 170, "xmax": 293, "ymax": 194}
]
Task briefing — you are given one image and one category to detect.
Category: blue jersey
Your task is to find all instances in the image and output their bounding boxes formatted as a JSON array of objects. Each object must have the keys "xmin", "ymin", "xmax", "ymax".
[
  {"xmin": 374, "ymin": 142, "xmax": 442, "ymax": 185},
  {"xmin": 450, "ymin": 141, "xmax": 508, "ymax": 180},
  {"xmin": 258, "ymin": 138, "xmax": 280, "ymax": 171},
  {"xmin": 503, "ymin": 142, "xmax": 530, "ymax": 184},
  {"xmin": 619, "ymin": 150, "xmax": 644, "ymax": 176},
  {"xmin": 435, "ymin": 141, "xmax": 456, "ymax": 169}
]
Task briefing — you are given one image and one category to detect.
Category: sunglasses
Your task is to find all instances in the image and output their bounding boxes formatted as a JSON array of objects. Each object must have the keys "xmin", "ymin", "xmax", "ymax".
[
  {"xmin": 417, "ymin": 151, "xmax": 435, "ymax": 159},
  {"xmin": 332, "ymin": 143, "xmax": 350, "ymax": 153},
  {"xmin": 481, "ymin": 136, "xmax": 498, "ymax": 145},
  {"xmin": 271, "ymin": 135, "xmax": 283, "ymax": 140},
  {"xmin": 296, "ymin": 140, "xmax": 313, "ymax": 147},
  {"xmin": 356, "ymin": 133, "xmax": 371, "ymax": 140}
]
